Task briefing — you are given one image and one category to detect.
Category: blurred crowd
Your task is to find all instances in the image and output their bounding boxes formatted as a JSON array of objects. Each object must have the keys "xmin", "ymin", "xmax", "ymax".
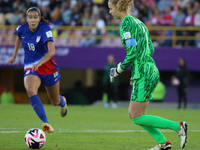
[{"xmin": 0, "ymin": 0, "xmax": 200, "ymax": 47}]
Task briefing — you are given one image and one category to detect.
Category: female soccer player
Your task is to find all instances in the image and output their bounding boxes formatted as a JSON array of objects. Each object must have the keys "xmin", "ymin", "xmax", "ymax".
[
  {"xmin": 8, "ymin": 7, "xmax": 68, "ymax": 133},
  {"xmin": 108, "ymin": 0, "xmax": 188, "ymax": 149}
]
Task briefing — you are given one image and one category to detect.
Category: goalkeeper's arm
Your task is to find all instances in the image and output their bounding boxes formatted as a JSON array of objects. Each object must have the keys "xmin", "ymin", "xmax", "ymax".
[{"xmin": 110, "ymin": 62, "xmax": 124, "ymax": 82}]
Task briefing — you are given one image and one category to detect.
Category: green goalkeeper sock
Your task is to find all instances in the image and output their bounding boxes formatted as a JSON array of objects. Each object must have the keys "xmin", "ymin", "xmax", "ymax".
[
  {"xmin": 141, "ymin": 126, "xmax": 167, "ymax": 143},
  {"xmin": 133, "ymin": 114, "xmax": 180, "ymax": 131}
]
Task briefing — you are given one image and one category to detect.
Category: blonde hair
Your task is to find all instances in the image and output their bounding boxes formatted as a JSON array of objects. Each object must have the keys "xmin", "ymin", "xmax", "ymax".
[{"xmin": 109, "ymin": 0, "xmax": 134, "ymax": 13}]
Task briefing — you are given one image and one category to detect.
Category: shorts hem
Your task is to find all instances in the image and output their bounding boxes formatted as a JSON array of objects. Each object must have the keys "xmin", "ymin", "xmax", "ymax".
[
  {"xmin": 130, "ymin": 97, "xmax": 152, "ymax": 102},
  {"xmin": 43, "ymin": 78, "xmax": 60, "ymax": 87}
]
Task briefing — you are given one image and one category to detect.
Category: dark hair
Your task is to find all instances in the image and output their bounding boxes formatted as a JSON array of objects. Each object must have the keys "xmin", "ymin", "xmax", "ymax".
[{"xmin": 26, "ymin": 7, "xmax": 50, "ymax": 25}]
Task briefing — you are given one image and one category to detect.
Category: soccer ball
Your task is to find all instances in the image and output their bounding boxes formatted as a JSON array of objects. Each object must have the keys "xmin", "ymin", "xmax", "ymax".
[{"xmin": 24, "ymin": 128, "xmax": 46, "ymax": 149}]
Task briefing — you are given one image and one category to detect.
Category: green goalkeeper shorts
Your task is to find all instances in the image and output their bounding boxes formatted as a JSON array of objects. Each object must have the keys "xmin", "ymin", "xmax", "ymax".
[{"xmin": 130, "ymin": 63, "xmax": 160, "ymax": 102}]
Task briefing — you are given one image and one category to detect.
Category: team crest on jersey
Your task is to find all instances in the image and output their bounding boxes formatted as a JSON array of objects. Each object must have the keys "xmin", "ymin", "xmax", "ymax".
[
  {"xmin": 36, "ymin": 36, "xmax": 41, "ymax": 42},
  {"xmin": 123, "ymin": 32, "xmax": 131, "ymax": 40}
]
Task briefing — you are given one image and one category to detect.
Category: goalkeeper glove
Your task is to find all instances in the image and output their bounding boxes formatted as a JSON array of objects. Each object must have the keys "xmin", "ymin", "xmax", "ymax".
[
  {"xmin": 130, "ymin": 78, "xmax": 134, "ymax": 86},
  {"xmin": 110, "ymin": 62, "xmax": 124, "ymax": 82}
]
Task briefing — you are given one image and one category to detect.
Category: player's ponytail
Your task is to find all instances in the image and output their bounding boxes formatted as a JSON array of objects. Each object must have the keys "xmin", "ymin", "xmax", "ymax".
[
  {"xmin": 109, "ymin": 0, "xmax": 134, "ymax": 15},
  {"xmin": 26, "ymin": 7, "xmax": 50, "ymax": 25},
  {"xmin": 41, "ymin": 17, "xmax": 51, "ymax": 25}
]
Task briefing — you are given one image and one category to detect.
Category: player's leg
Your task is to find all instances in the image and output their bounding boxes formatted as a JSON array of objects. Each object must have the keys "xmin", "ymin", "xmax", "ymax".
[
  {"xmin": 142, "ymin": 126, "xmax": 172, "ymax": 150},
  {"xmin": 129, "ymin": 65, "xmax": 187, "ymax": 149},
  {"xmin": 130, "ymin": 65, "xmax": 179, "ymax": 131},
  {"xmin": 45, "ymin": 81, "xmax": 60, "ymax": 106},
  {"xmin": 44, "ymin": 81, "xmax": 68, "ymax": 117},
  {"xmin": 111, "ymin": 86, "xmax": 118, "ymax": 108},
  {"xmin": 182, "ymin": 88, "xmax": 187, "ymax": 109},
  {"xmin": 177, "ymin": 87, "xmax": 182, "ymax": 109},
  {"xmin": 128, "ymin": 101, "xmax": 172, "ymax": 150},
  {"xmin": 24, "ymin": 72, "xmax": 49, "ymax": 124},
  {"xmin": 105, "ymin": 84, "xmax": 111, "ymax": 108},
  {"xmin": 129, "ymin": 100, "xmax": 180, "ymax": 131},
  {"xmin": 129, "ymin": 96, "xmax": 188, "ymax": 149},
  {"xmin": 129, "ymin": 71, "xmax": 187, "ymax": 147}
]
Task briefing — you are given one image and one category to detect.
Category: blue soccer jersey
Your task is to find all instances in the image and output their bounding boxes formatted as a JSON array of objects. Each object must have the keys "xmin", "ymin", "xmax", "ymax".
[{"xmin": 16, "ymin": 22, "xmax": 58, "ymax": 75}]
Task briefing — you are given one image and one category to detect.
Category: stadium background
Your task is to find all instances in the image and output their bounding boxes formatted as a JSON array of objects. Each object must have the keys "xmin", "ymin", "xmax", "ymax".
[{"xmin": 0, "ymin": 0, "xmax": 200, "ymax": 107}]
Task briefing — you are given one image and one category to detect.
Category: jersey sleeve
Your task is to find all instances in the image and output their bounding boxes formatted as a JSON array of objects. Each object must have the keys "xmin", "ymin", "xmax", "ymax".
[
  {"xmin": 146, "ymin": 25, "xmax": 155, "ymax": 57},
  {"xmin": 120, "ymin": 17, "xmax": 139, "ymax": 71},
  {"xmin": 149, "ymin": 38, "xmax": 154, "ymax": 57},
  {"xmin": 16, "ymin": 25, "xmax": 22, "ymax": 39},
  {"xmin": 41, "ymin": 24, "xmax": 54, "ymax": 44}
]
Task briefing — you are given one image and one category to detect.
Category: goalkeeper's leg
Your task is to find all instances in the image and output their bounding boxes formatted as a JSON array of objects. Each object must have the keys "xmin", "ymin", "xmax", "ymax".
[
  {"xmin": 129, "ymin": 65, "xmax": 187, "ymax": 148},
  {"xmin": 129, "ymin": 74, "xmax": 180, "ymax": 132},
  {"xmin": 129, "ymin": 101, "xmax": 183, "ymax": 145}
]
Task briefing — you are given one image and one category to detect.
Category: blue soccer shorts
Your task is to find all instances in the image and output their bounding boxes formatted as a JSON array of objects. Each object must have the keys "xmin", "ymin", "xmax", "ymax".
[{"xmin": 24, "ymin": 70, "xmax": 61, "ymax": 86}]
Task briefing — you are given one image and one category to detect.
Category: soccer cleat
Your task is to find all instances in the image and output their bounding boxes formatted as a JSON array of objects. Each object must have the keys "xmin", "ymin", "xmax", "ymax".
[
  {"xmin": 104, "ymin": 102, "xmax": 109, "ymax": 108},
  {"xmin": 177, "ymin": 121, "xmax": 188, "ymax": 149},
  {"xmin": 42, "ymin": 123, "xmax": 54, "ymax": 134},
  {"xmin": 60, "ymin": 96, "xmax": 68, "ymax": 117},
  {"xmin": 112, "ymin": 103, "xmax": 118, "ymax": 108},
  {"xmin": 149, "ymin": 140, "xmax": 172, "ymax": 150}
]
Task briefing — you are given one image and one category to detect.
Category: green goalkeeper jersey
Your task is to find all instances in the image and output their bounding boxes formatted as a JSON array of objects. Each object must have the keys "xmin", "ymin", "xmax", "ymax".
[{"xmin": 119, "ymin": 16, "xmax": 156, "ymax": 80}]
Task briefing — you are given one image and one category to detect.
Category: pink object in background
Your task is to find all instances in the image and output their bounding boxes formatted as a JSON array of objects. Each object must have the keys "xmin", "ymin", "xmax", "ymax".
[{"xmin": 172, "ymin": 78, "xmax": 180, "ymax": 86}]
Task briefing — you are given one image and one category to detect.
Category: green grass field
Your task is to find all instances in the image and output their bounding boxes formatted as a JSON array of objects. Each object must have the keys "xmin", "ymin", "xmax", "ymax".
[{"xmin": 0, "ymin": 104, "xmax": 199, "ymax": 150}]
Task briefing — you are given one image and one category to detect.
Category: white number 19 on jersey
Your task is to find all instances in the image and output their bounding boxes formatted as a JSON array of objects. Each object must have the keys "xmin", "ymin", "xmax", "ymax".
[{"xmin": 27, "ymin": 43, "xmax": 35, "ymax": 51}]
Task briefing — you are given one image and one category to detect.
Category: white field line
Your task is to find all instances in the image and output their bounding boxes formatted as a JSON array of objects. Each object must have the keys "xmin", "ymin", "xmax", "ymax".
[{"xmin": 0, "ymin": 129, "xmax": 200, "ymax": 133}]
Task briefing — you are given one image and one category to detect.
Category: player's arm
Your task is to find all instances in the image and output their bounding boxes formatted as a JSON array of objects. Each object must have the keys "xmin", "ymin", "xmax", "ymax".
[
  {"xmin": 120, "ymin": 44, "xmax": 138, "ymax": 70},
  {"xmin": 109, "ymin": 44, "xmax": 137, "ymax": 83},
  {"xmin": 110, "ymin": 18, "xmax": 138, "ymax": 82},
  {"xmin": 32, "ymin": 41, "xmax": 55, "ymax": 72},
  {"xmin": 120, "ymin": 18, "xmax": 138, "ymax": 71},
  {"xmin": 8, "ymin": 36, "xmax": 21, "ymax": 65},
  {"xmin": 13, "ymin": 36, "xmax": 21, "ymax": 58},
  {"xmin": 40, "ymin": 24, "xmax": 55, "ymax": 65},
  {"xmin": 38, "ymin": 41, "xmax": 55, "ymax": 65},
  {"xmin": 110, "ymin": 45, "xmax": 138, "ymax": 82},
  {"xmin": 110, "ymin": 62, "xmax": 123, "ymax": 82}
]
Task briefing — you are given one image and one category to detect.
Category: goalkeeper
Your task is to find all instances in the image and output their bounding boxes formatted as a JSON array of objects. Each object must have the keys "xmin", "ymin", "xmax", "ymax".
[{"xmin": 108, "ymin": 0, "xmax": 188, "ymax": 150}]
